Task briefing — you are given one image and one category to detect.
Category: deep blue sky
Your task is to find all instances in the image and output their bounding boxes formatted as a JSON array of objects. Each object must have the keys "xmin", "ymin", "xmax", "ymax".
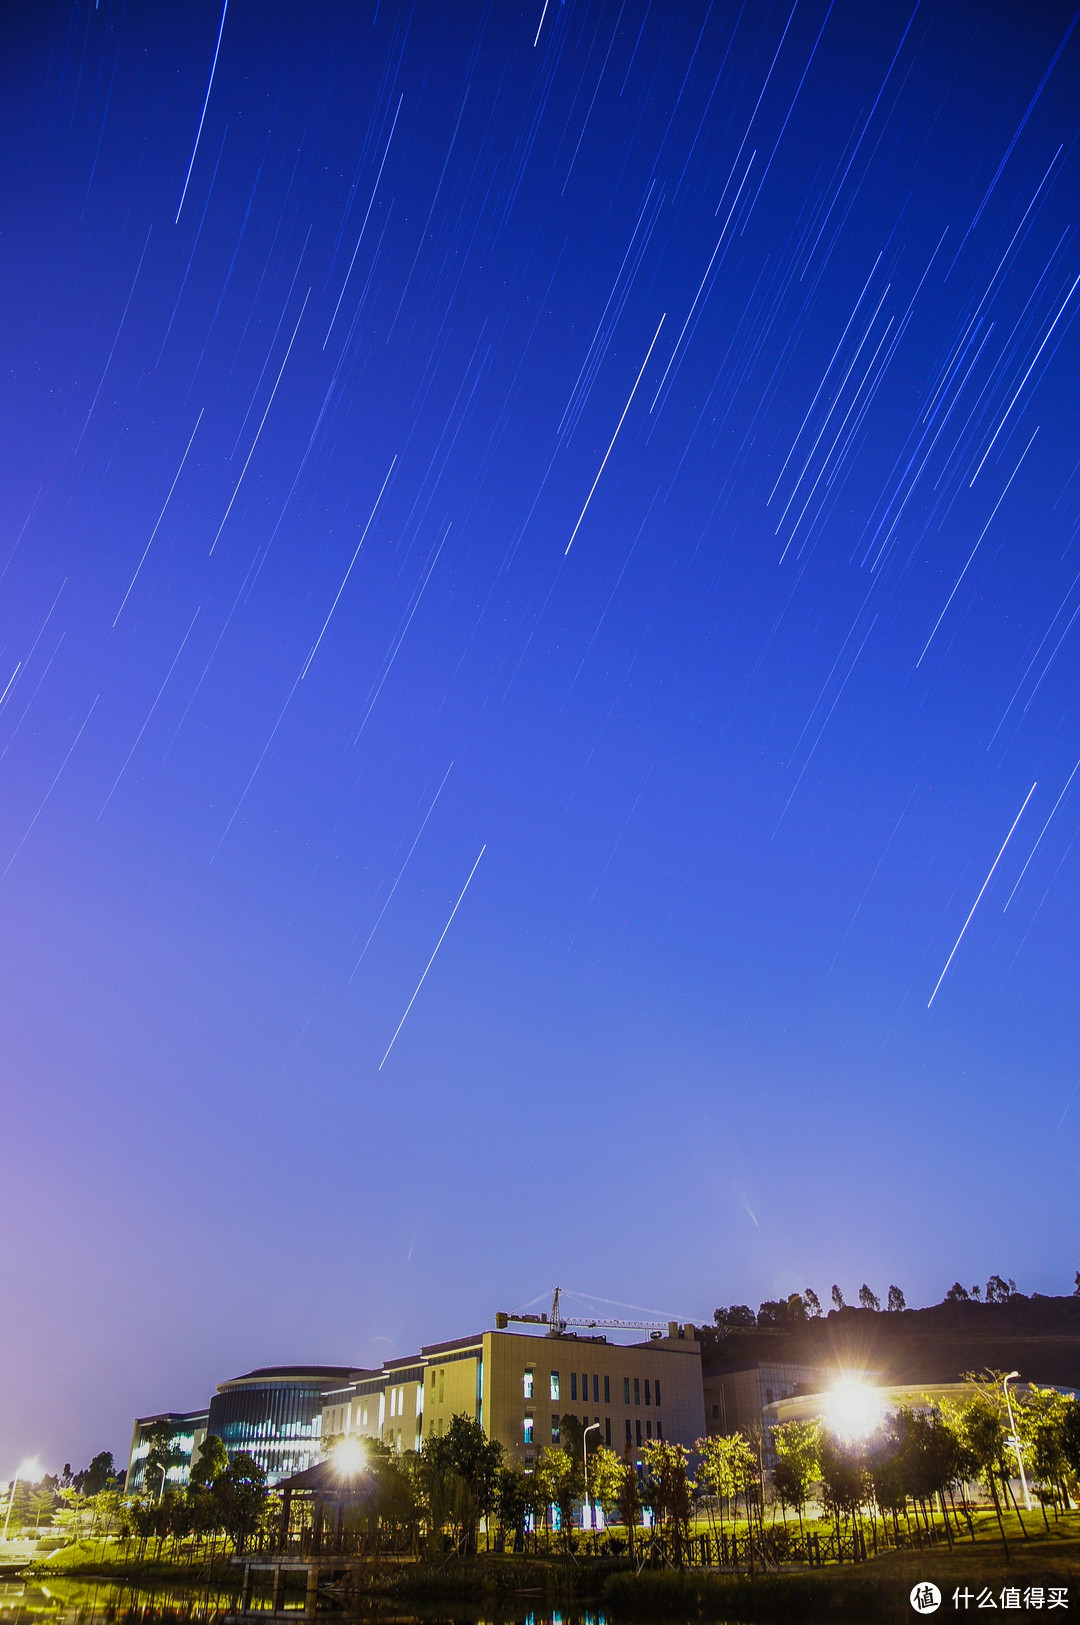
[{"xmin": 2, "ymin": 0, "xmax": 1080, "ymax": 1475}]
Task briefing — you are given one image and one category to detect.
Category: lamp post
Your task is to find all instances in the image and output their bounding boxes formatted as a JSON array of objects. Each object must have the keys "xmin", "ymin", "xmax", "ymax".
[
  {"xmin": 1002, "ymin": 1371, "xmax": 1032, "ymax": 1512},
  {"xmin": 583, "ymin": 1422, "xmax": 601, "ymax": 1534},
  {"xmin": 153, "ymin": 1462, "xmax": 168, "ymax": 1503},
  {"xmin": 3, "ymin": 1459, "xmax": 41, "ymax": 1542}
]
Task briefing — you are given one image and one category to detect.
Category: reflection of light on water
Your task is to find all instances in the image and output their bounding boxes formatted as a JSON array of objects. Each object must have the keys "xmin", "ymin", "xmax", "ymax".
[{"xmin": 824, "ymin": 1377, "xmax": 886, "ymax": 1442}]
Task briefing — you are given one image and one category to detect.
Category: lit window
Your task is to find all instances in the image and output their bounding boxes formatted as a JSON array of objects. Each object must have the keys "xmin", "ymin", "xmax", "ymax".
[
  {"xmin": 550, "ymin": 1372, "xmax": 560, "ymax": 1401},
  {"xmin": 551, "ymin": 1416, "xmax": 561, "ymax": 1443},
  {"xmin": 623, "ymin": 1377, "xmax": 630, "ymax": 1404},
  {"xmin": 524, "ymin": 1415, "xmax": 534, "ymax": 1444},
  {"xmin": 655, "ymin": 1380, "xmax": 661, "ymax": 1406},
  {"xmin": 523, "ymin": 1369, "xmax": 534, "ymax": 1399}
]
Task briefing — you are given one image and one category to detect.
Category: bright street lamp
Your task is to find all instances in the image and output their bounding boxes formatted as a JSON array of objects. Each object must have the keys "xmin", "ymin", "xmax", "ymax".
[
  {"xmin": 1002, "ymin": 1372, "xmax": 1032, "ymax": 1512},
  {"xmin": 582, "ymin": 1423, "xmax": 601, "ymax": 1532},
  {"xmin": 3, "ymin": 1458, "xmax": 42, "ymax": 1542}
]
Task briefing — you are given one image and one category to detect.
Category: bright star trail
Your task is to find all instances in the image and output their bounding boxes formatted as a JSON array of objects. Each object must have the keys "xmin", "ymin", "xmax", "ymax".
[{"xmin": 2, "ymin": 0, "xmax": 1080, "ymax": 1472}]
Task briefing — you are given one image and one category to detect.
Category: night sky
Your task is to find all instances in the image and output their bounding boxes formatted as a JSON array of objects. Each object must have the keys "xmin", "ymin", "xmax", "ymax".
[{"xmin": 3, "ymin": 0, "xmax": 1080, "ymax": 1476}]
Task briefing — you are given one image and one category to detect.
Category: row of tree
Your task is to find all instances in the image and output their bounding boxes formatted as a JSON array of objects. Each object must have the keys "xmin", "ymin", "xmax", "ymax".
[{"xmin": 715, "ymin": 1272, "xmax": 1080, "ymax": 1330}]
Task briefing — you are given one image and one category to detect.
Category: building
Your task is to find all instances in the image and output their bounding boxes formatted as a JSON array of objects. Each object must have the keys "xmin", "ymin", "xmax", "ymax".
[
  {"xmin": 206, "ymin": 1366, "xmax": 355, "ymax": 1483},
  {"xmin": 702, "ymin": 1361, "xmax": 827, "ymax": 1437},
  {"xmin": 126, "ymin": 1322, "xmax": 706, "ymax": 1490},
  {"xmin": 126, "ymin": 1409, "xmax": 209, "ymax": 1494},
  {"xmin": 322, "ymin": 1323, "xmax": 706, "ymax": 1465}
]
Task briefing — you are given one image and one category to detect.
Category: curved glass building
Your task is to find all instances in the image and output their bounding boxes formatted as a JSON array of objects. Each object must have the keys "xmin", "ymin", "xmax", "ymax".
[{"xmin": 207, "ymin": 1366, "xmax": 354, "ymax": 1483}]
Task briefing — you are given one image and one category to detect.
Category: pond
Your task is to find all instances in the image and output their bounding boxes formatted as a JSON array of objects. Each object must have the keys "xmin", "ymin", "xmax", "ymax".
[{"xmin": 0, "ymin": 1577, "xmax": 755, "ymax": 1625}]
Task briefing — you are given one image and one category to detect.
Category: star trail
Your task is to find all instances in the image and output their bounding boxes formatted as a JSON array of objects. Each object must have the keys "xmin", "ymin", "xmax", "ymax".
[{"xmin": 2, "ymin": 0, "xmax": 1080, "ymax": 1472}]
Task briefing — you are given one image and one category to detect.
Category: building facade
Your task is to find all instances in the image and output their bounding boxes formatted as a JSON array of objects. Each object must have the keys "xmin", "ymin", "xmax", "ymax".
[
  {"xmin": 126, "ymin": 1409, "xmax": 209, "ymax": 1494},
  {"xmin": 702, "ymin": 1361, "xmax": 826, "ymax": 1437},
  {"xmin": 206, "ymin": 1366, "xmax": 354, "ymax": 1483},
  {"xmin": 322, "ymin": 1323, "xmax": 706, "ymax": 1464}
]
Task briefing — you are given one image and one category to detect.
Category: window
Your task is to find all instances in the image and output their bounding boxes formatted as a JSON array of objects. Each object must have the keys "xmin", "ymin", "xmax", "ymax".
[
  {"xmin": 712, "ymin": 1403, "xmax": 720, "ymax": 1419},
  {"xmin": 571, "ymin": 1373, "xmax": 577, "ymax": 1401},
  {"xmin": 550, "ymin": 1372, "xmax": 560, "ymax": 1401},
  {"xmin": 765, "ymin": 1388, "xmax": 774, "ymax": 1404},
  {"xmin": 551, "ymin": 1417, "xmax": 561, "ymax": 1443},
  {"xmin": 657, "ymin": 1421, "xmax": 663, "ymax": 1439},
  {"xmin": 604, "ymin": 1375, "xmax": 610, "ymax": 1403},
  {"xmin": 635, "ymin": 1419, "xmax": 642, "ymax": 1446},
  {"xmin": 633, "ymin": 1378, "xmax": 640, "ymax": 1406},
  {"xmin": 523, "ymin": 1369, "xmax": 534, "ymax": 1400},
  {"xmin": 646, "ymin": 1420, "xmax": 653, "ymax": 1439},
  {"xmin": 523, "ymin": 1416, "xmax": 534, "ymax": 1444},
  {"xmin": 605, "ymin": 1417, "xmax": 611, "ymax": 1445},
  {"xmin": 592, "ymin": 1374, "xmax": 599, "ymax": 1403},
  {"xmin": 655, "ymin": 1380, "xmax": 661, "ymax": 1406},
  {"xmin": 644, "ymin": 1379, "xmax": 651, "ymax": 1406},
  {"xmin": 439, "ymin": 1370, "xmax": 445, "ymax": 1404},
  {"xmin": 625, "ymin": 1419, "xmax": 632, "ymax": 1445},
  {"xmin": 582, "ymin": 1372, "xmax": 588, "ymax": 1400},
  {"xmin": 623, "ymin": 1377, "xmax": 630, "ymax": 1404}
]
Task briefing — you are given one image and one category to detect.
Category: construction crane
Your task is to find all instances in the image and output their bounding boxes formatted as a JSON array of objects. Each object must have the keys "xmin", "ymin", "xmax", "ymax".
[{"xmin": 495, "ymin": 1286, "xmax": 673, "ymax": 1338}]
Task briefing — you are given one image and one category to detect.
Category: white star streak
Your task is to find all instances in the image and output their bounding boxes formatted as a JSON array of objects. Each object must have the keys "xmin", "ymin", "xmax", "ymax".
[
  {"xmin": 565, "ymin": 314, "xmax": 665, "ymax": 556},
  {"xmin": 379, "ymin": 844, "xmax": 486, "ymax": 1069},
  {"xmin": 927, "ymin": 782, "xmax": 1037, "ymax": 1007},
  {"xmin": 175, "ymin": 0, "xmax": 230, "ymax": 223}
]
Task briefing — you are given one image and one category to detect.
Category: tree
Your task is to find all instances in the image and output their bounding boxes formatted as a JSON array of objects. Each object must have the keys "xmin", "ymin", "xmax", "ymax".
[
  {"xmin": 496, "ymin": 1465, "xmax": 530, "ymax": 1553},
  {"xmin": 858, "ymin": 1285, "xmax": 881, "ymax": 1312},
  {"xmin": 756, "ymin": 1299, "xmax": 789, "ymax": 1328},
  {"xmin": 72, "ymin": 1452, "xmax": 116, "ymax": 1497},
  {"xmin": 422, "ymin": 1413, "xmax": 503, "ymax": 1554},
  {"xmin": 1073, "ymin": 1270, "xmax": 1080, "ymax": 1298},
  {"xmin": 615, "ymin": 1462, "xmax": 641, "ymax": 1560},
  {"xmin": 818, "ymin": 1429, "xmax": 869, "ymax": 1554},
  {"xmin": 952, "ymin": 1385, "xmax": 1011, "ymax": 1555},
  {"xmin": 831, "ymin": 1285, "xmax": 846, "ymax": 1311},
  {"xmin": 985, "ymin": 1275, "xmax": 1016, "ymax": 1304},
  {"xmin": 190, "ymin": 1434, "xmax": 229, "ymax": 1489},
  {"xmin": 639, "ymin": 1440, "xmax": 693, "ymax": 1566},
  {"xmin": 695, "ymin": 1434, "xmax": 738, "ymax": 1543},
  {"xmin": 771, "ymin": 1420, "xmax": 819, "ymax": 1537},
  {"xmin": 803, "ymin": 1288, "xmax": 822, "ymax": 1317},
  {"xmin": 589, "ymin": 1442, "xmax": 626, "ymax": 1531},
  {"xmin": 713, "ymin": 1304, "xmax": 756, "ymax": 1331},
  {"xmin": 1018, "ymin": 1386, "xmax": 1074, "ymax": 1524},
  {"xmin": 946, "ymin": 1282, "xmax": 971, "ymax": 1302},
  {"xmin": 1060, "ymin": 1396, "xmax": 1080, "ymax": 1490},
  {"xmin": 887, "ymin": 1285, "xmax": 906, "ymax": 1312},
  {"xmin": 143, "ymin": 1421, "xmax": 184, "ymax": 1499},
  {"xmin": 214, "ymin": 1452, "xmax": 267, "ymax": 1554}
]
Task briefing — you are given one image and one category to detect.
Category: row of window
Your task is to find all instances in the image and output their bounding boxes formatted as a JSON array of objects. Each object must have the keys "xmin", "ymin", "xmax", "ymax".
[
  {"xmin": 525, "ymin": 1371, "xmax": 662, "ymax": 1406},
  {"xmin": 522, "ymin": 1414, "xmax": 664, "ymax": 1447}
]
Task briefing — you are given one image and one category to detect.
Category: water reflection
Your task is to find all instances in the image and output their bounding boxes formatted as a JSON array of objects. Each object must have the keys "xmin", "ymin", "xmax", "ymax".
[{"xmin": 0, "ymin": 1580, "xmax": 638, "ymax": 1625}]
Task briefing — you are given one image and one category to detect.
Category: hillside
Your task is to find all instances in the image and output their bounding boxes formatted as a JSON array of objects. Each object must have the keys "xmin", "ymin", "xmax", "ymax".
[{"xmin": 700, "ymin": 1295, "xmax": 1080, "ymax": 1389}]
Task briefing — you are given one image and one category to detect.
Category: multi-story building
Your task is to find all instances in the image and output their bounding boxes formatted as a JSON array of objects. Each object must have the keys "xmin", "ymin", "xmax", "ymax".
[
  {"xmin": 321, "ymin": 1323, "xmax": 705, "ymax": 1464},
  {"xmin": 702, "ymin": 1361, "xmax": 826, "ymax": 1437},
  {"xmin": 126, "ymin": 1408, "xmax": 209, "ymax": 1493},
  {"xmin": 127, "ymin": 1322, "xmax": 706, "ymax": 1489}
]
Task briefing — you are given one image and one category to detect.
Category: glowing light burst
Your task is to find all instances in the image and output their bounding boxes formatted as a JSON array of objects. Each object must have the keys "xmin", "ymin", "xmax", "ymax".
[
  {"xmin": 331, "ymin": 1436, "xmax": 367, "ymax": 1479},
  {"xmin": 823, "ymin": 1378, "xmax": 885, "ymax": 1443}
]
